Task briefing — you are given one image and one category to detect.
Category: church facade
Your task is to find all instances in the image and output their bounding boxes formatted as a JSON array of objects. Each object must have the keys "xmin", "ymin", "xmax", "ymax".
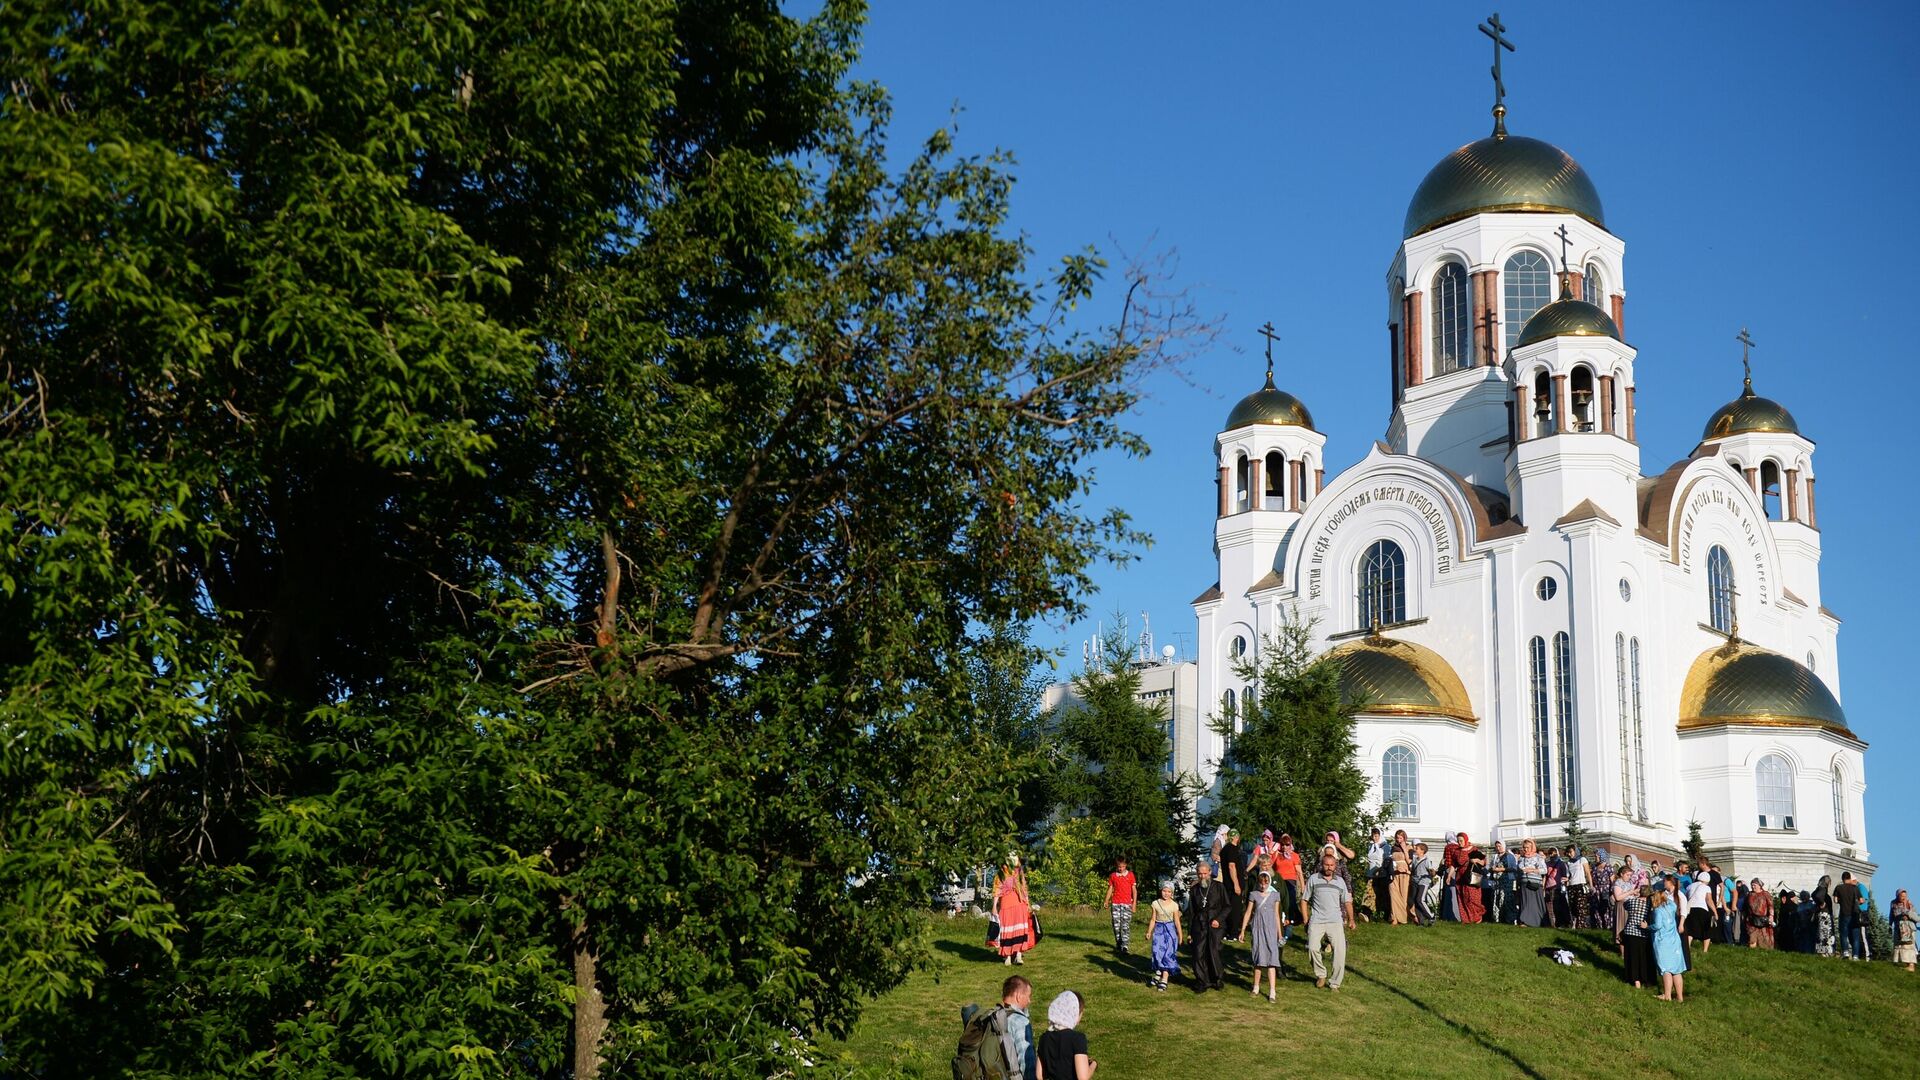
[{"xmin": 1190, "ymin": 111, "xmax": 1871, "ymax": 886}]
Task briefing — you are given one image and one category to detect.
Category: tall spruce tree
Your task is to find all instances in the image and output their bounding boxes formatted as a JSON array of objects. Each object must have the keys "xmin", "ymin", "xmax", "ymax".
[
  {"xmin": 0, "ymin": 3, "xmax": 1208, "ymax": 1076},
  {"xmin": 1051, "ymin": 627, "xmax": 1196, "ymax": 881},
  {"xmin": 966, "ymin": 618, "xmax": 1058, "ymax": 844},
  {"xmin": 1206, "ymin": 615, "xmax": 1380, "ymax": 847}
]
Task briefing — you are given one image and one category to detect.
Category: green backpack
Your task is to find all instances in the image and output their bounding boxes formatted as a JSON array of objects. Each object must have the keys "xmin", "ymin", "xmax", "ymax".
[{"xmin": 951, "ymin": 1003, "xmax": 1013, "ymax": 1080}]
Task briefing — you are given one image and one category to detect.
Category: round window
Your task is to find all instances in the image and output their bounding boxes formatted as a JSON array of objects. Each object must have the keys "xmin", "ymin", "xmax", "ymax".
[
  {"xmin": 1231, "ymin": 635, "xmax": 1248, "ymax": 658},
  {"xmin": 1619, "ymin": 578, "xmax": 1632, "ymax": 602},
  {"xmin": 1535, "ymin": 577, "xmax": 1558, "ymax": 601}
]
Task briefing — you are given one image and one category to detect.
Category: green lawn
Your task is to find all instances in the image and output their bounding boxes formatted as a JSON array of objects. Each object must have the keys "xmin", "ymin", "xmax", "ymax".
[{"xmin": 831, "ymin": 911, "xmax": 1919, "ymax": 1078}]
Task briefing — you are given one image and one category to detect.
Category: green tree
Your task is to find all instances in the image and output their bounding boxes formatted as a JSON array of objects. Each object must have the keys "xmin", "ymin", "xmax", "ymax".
[
  {"xmin": 966, "ymin": 618, "xmax": 1058, "ymax": 845},
  {"xmin": 1026, "ymin": 816, "xmax": 1108, "ymax": 908},
  {"xmin": 1206, "ymin": 613, "xmax": 1380, "ymax": 849},
  {"xmin": 0, "ymin": 2, "xmax": 1208, "ymax": 1076},
  {"xmin": 1050, "ymin": 625, "xmax": 1196, "ymax": 881}
]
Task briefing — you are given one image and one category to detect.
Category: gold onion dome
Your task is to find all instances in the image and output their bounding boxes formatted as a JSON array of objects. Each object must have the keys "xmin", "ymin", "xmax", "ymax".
[
  {"xmin": 1404, "ymin": 134, "xmax": 1605, "ymax": 239},
  {"xmin": 1517, "ymin": 296, "xmax": 1620, "ymax": 347},
  {"xmin": 1703, "ymin": 384, "xmax": 1800, "ymax": 441},
  {"xmin": 1225, "ymin": 371, "xmax": 1315, "ymax": 430},
  {"xmin": 1679, "ymin": 641, "xmax": 1849, "ymax": 734},
  {"xmin": 1326, "ymin": 636, "xmax": 1475, "ymax": 723}
]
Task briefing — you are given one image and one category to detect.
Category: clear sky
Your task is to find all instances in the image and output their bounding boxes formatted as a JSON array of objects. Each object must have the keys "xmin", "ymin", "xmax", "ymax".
[{"xmin": 851, "ymin": 2, "xmax": 1919, "ymax": 897}]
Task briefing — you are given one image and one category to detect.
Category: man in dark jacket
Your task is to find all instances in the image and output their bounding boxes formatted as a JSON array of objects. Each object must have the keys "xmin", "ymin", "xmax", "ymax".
[{"xmin": 1187, "ymin": 861, "xmax": 1232, "ymax": 991}]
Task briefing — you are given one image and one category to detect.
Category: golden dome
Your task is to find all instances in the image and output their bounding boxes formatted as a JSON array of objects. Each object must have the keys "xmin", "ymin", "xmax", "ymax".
[
  {"xmin": 1404, "ymin": 134, "xmax": 1606, "ymax": 239},
  {"xmin": 1678, "ymin": 641, "xmax": 1850, "ymax": 734},
  {"xmin": 1517, "ymin": 297, "xmax": 1620, "ymax": 347},
  {"xmin": 1225, "ymin": 371, "xmax": 1315, "ymax": 431},
  {"xmin": 1702, "ymin": 385, "xmax": 1800, "ymax": 441},
  {"xmin": 1326, "ymin": 636, "xmax": 1475, "ymax": 723}
]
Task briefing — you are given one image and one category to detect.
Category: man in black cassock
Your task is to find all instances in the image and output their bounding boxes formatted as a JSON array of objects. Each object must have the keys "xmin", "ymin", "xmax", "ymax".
[{"xmin": 1187, "ymin": 860, "xmax": 1231, "ymax": 991}]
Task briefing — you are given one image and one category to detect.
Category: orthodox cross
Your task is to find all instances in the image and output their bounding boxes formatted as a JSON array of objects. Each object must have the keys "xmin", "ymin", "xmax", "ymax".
[
  {"xmin": 1482, "ymin": 307, "xmax": 1500, "ymax": 365},
  {"xmin": 1555, "ymin": 224, "xmax": 1573, "ymax": 274},
  {"xmin": 1726, "ymin": 580, "xmax": 1742, "ymax": 642},
  {"xmin": 1258, "ymin": 321, "xmax": 1281, "ymax": 380},
  {"xmin": 1479, "ymin": 13, "xmax": 1516, "ymax": 133},
  {"xmin": 1736, "ymin": 327, "xmax": 1756, "ymax": 390}
]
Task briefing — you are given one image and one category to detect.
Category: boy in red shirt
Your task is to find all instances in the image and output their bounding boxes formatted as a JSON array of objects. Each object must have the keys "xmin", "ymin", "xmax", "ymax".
[{"xmin": 1105, "ymin": 857, "xmax": 1138, "ymax": 954}]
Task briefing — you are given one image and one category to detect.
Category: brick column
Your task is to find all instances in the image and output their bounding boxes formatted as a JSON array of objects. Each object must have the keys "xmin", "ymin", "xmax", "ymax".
[
  {"xmin": 1568, "ymin": 270, "xmax": 1584, "ymax": 301},
  {"xmin": 1407, "ymin": 292, "xmax": 1425, "ymax": 386},
  {"xmin": 1625, "ymin": 387, "xmax": 1637, "ymax": 442},
  {"xmin": 1807, "ymin": 478, "xmax": 1818, "ymax": 528},
  {"xmin": 1610, "ymin": 294, "xmax": 1625, "ymax": 336},
  {"xmin": 1745, "ymin": 467, "xmax": 1759, "ymax": 493},
  {"xmin": 1218, "ymin": 466, "xmax": 1230, "ymax": 517},
  {"xmin": 1514, "ymin": 384, "xmax": 1531, "ymax": 440},
  {"xmin": 1785, "ymin": 467, "xmax": 1800, "ymax": 521},
  {"xmin": 1478, "ymin": 270, "xmax": 1500, "ymax": 364},
  {"xmin": 1599, "ymin": 375, "xmax": 1616, "ymax": 434},
  {"xmin": 1249, "ymin": 457, "xmax": 1264, "ymax": 511},
  {"xmin": 1553, "ymin": 374, "xmax": 1569, "ymax": 433},
  {"xmin": 1313, "ymin": 465, "xmax": 1324, "ymax": 499}
]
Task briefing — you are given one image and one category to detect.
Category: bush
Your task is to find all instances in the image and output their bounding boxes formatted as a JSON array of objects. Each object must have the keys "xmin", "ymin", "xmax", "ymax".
[
  {"xmin": 1028, "ymin": 817, "xmax": 1108, "ymax": 907},
  {"xmin": 1865, "ymin": 901, "xmax": 1894, "ymax": 961}
]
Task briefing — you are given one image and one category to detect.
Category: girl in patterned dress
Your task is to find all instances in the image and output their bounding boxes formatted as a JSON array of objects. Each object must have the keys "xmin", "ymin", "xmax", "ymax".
[{"xmin": 1148, "ymin": 881, "xmax": 1183, "ymax": 990}]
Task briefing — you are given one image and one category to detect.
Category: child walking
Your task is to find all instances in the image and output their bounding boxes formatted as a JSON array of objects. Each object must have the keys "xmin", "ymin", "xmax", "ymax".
[
  {"xmin": 1148, "ymin": 881, "xmax": 1182, "ymax": 991},
  {"xmin": 1410, "ymin": 842, "xmax": 1436, "ymax": 926}
]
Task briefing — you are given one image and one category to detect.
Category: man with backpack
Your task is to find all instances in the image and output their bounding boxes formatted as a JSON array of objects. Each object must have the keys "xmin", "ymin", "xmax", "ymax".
[{"xmin": 952, "ymin": 975, "xmax": 1034, "ymax": 1080}]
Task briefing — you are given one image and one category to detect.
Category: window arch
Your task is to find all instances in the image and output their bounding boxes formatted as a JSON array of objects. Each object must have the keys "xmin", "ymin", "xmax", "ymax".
[
  {"xmin": 1832, "ymin": 766, "xmax": 1848, "ymax": 840},
  {"xmin": 1530, "ymin": 370, "xmax": 1555, "ymax": 438},
  {"xmin": 1263, "ymin": 449, "xmax": 1285, "ymax": 506},
  {"xmin": 1553, "ymin": 631, "xmax": 1578, "ymax": 814},
  {"xmin": 1582, "ymin": 262, "xmax": 1604, "ymax": 306},
  {"xmin": 1233, "ymin": 453, "xmax": 1251, "ymax": 513},
  {"xmin": 1760, "ymin": 460, "xmax": 1783, "ymax": 520},
  {"xmin": 1358, "ymin": 539, "xmax": 1407, "ymax": 628},
  {"xmin": 1383, "ymin": 745, "xmax": 1420, "ymax": 820},
  {"xmin": 1431, "ymin": 262, "xmax": 1472, "ymax": 374},
  {"xmin": 1529, "ymin": 635, "xmax": 1552, "ymax": 819},
  {"xmin": 1707, "ymin": 545, "xmax": 1736, "ymax": 634},
  {"xmin": 1756, "ymin": 754, "xmax": 1795, "ymax": 830},
  {"xmin": 1504, "ymin": 250, "xmax": 1554, "ymax": 351},
  {"xmin": 1570, "ymin": 366, "xmax": 1596, "ymax": 431}
]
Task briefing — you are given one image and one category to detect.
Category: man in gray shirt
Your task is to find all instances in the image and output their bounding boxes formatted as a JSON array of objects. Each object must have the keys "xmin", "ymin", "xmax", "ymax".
[
  {"xmin": 1305, "ymin": 849, "xmax": 1357, "ymax": 990},
  {"xmin": 996, "ymin": 975, "xmax": 1035, "ymax": 1079}
]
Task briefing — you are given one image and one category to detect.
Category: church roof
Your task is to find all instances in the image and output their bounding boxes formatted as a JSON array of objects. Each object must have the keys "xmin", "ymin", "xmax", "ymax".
[
  {"xmin": 1703, "ymin": 384, "xmax": 1800, "ymax": 440},
  {"xmin": 1679, "ymin": 640, "xmax": 1854, "ymax": 739},
  {"xmin": 1225, "ymin": 371, "xmax": 1315, "ymax": 431},
  {"xmin": 1553, "ymin": 498, "xmax": 1620, "ymax": 528},
  {"xmin": 1517, "ymin": 296, "xmax": 1620, "ymax": 347},
  {"xmin": 1326, "ymin": 635, "xmax": 1475, "ymax": 723},
  {"xmin": 1404, "ymin": 133, "xmax": 1605, "ymax": 239}
]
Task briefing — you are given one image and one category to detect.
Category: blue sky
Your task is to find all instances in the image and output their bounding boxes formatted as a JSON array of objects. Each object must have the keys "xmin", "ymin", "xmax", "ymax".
[{"xmin": 851, "ymin": 3, "xmax": 1918, "ymax": 897}]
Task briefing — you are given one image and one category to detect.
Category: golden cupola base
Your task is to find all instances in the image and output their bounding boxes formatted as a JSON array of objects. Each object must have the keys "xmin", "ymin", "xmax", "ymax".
[
  {"xmin": 1678, "ymin": 640, "xmax": 1854, "ymax": 738},
  {"xmin": 1326, "ymin": 635, "xmax": 1476, "ymax": 723}
]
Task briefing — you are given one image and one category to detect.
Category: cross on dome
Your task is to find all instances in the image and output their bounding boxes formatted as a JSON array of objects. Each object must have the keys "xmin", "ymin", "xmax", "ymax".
[
  {"xmin": 1258, "ymin": 320, "xmax": 1281, "ymax": 381},
  {"xmin": 1736, "ymin": 327, "xmax": 1756, "ymax": 391},
  {"xmin": 1478, "ymin": 12, "xmax": 1517, "ymax": 137}
]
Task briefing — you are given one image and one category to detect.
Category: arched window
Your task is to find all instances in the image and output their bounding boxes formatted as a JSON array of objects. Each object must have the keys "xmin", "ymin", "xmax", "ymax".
[
  {"xmin": 1631, "ymin": 636, "xmax": 1647, "ymax": 821},
  {"xmin": 1707, "ymin": 545, "xmax": 1736, "ymax": 634},
  {"xmin": 1264, "ymin": 450, "xmax": 1285, "ymax": 505},
  {"xmin": 1756, "ymin": 754, "xmax": 1795, "ymax": 830},
  {"xmin": 1832, "ymin": 766, "xmax": 1848, "ymax": 840},
  {"xmin": 1582, "ymin": 262, "xmax": 1604, "ymax": 306},
  {"xmin": 1383, "ymin": 745, "xmax": 1420, "ymax": 820},
  {"xmin": 1358, "ymin": 539, "xmax": 1407, "ymax": 628},
  {"xmin": 1616, "ymin": 634, "xmax": 1631, "ymax": 815},
  {"xmin": 1760, "ymin": 460, "xmax": 1783, "ymax": 520},
  {"xmin": 1570, "ymin": 367, "xmax": 1595, "ymax": 431},
  {"xmin": 1504, "ymin": 250, "xmax": 1554, "ymax": 351},
  {"xmin": 1233, "ymin": 453, "xmax": 1251, "ymax": 513},
  {"xmin": 1531, "ymin": 370, "xmax": 1555, "ymax": 438},
  {"xmin": 1431, "ymin": 262, "xmax": 1472, "ymax": 374},
  {"xmin": 1554, "ymin": 631, "xmax": 1578, "ymax": 814},
  {"xmin": 1529, "ymin": 635, "xmax": 1552, "ymax": 819}
]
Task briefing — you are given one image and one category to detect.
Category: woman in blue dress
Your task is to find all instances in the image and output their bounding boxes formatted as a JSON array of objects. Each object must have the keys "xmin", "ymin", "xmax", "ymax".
[
  {"xmin": 1237, "ymin": 870, "xmax": 1285, "ymax": 1001},
  {"xmin": 1147, "ymin": 881, "xmax": 1182, "ymax": 991},
  {"xmin": 1650, "ymin": 885, "xmax": 1687, "ymax": 1002}
]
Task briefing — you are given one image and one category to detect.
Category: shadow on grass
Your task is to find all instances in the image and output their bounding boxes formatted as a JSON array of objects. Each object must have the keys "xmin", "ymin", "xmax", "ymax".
[
  {"xmin": 932, "ymin": 938, "xmax": 1003, "ymax": 964},
  {"xmin": 1345, "ymin": 961, "xmax": 1549, "ymax": 1080}
]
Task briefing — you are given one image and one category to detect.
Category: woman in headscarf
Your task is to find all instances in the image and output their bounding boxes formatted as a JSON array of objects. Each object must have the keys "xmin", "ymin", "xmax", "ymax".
[
  {"xmin": 1209, "ymin": 825, "xmax": 1229, "ymax": 874},
  {"xmin": 1611, "ymin": 865, "xmax": 1635, "ymax": 955},
  {"xmin": 1890, "ymin": 889, "xmax": 1916, "ymax": 972},
  {"xmin": 1650, "ymin": 884, "xmax": 1687, "ymax": 1002},
  {"xmin": 993, "ymin": 854, "xmax": 1035, "ymax": 965},
  {"xmin": 1238, "ymin": 869, "xmax": 1285, "ymax": 1001},
  {"xmin": 1388, "ymin": 829, "xmax": 1413, "ymax": 925},
  {"xmin": 1457, "ymin": 835, "xmax": 1486, "ymax": 924},
  {"xmin": 1036, "ymin": 990, "xmax": 1095, "ymax": 1079},
  {"xmin": 1516, "ymin": 838, "xmax": 1547, "ymax": 927},
  {"xmin": 1746, "ymin": 877, "xmax": 1775, "ymax": 950},
  {"xmin": 1147, "ymin": 881, "xmax": 1182, "ymax": 991},
  {"xmin": 1619, "ymin": 883, "xmax": 1654, "ymax": 989},
  {"xmin": 1813, "ymin": 876, "xmax": 1836, "ymax": 957}
]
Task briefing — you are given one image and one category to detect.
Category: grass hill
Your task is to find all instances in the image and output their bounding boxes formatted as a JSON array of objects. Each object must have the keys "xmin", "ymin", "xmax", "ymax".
[{"xmin": 830, "ymin": 910, "xmax": 1919, "ymax": 1078}]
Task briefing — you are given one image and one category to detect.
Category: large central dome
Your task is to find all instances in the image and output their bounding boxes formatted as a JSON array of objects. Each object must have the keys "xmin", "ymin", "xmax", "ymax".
[{"xmin": 1404, "ymin": 134, "xmax": 1605, "ymax": 239}]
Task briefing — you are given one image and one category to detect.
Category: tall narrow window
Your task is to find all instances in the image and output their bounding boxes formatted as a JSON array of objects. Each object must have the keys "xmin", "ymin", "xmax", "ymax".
[
  {"xmin": 1760, "ymin": 460, "xmax": 1783, "ymax": 520},
  {"xmin": 1531, "ymin": 371, "xmax": 1554, "ymax": 438},
  {"xmin": 1832, "ymin": 766, "xmax": 1848, "ymax": 840},
  {"xmin": 1570, "ymin": 367, "xmax": 1595, "ymax": 431},
  {"xmin": 1631, "ymin": 636, "xmax": 1647, "ymax": 821},
  {"xmin": 1234, "ymin": 454, "xmax": 1251, "ymax": 514},
  {"xmin": 1264, "ymin": 450, "xmax": 1285, "ymax": 504},
  {"xmin": 1431, "ymin": 262, "xmax": 1472, "ymax": 374},
  {"xmin": 1383, "ymin": 745, "xmax": 1420, "ymax": 820},
  {"xmin": 1756, "ymin": 754, "xmax": 1795, "ymax": 830},
  {"xmin": 1529, "ymin": 636, "xmax": 1552, "ymax": 819},
  {"xmin": 1504, "ymin": 251, "xmax": 1554, "ymax": 351},
  {"xmin": 1707, "ymin": 545, "xmax": 1736, "ymax": 634},
  {"xmin": 1616, "ymin": 633, "xmax": 1632, "ymax": 815},
  {"xmin": 1582, "ymin": 262, "xmax": 1604, "ymax": 306},
  {"xmin": 1553, "ymin": 631, "xmax": 1578, "ymax": 814},
  {"xmin": 1358, "ymin": 539, "xmax": 1407, "ymax": 628}
]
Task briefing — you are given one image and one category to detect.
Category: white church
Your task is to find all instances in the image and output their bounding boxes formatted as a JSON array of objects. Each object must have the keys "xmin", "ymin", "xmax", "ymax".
[{"xmin": 1184, "ymin": 90, "xmax": 1871, "ymax": 886}]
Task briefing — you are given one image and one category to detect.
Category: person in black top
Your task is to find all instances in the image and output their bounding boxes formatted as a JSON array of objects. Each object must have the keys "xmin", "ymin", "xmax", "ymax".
[
  {"xmin": 1036, "ymin": 989, "xmax": 1095, "ymax": 1079},
  {"xmin": 1836, "ymin": 872, "xmax": 1865, "ymax": 959},
  {"xmin": 1187, "ymin": 861, "xmax": 1232, "ymax": 991},
  {"xmin": 1216, "ymin": 830, "xmax": 1244, "ymax": 938}
]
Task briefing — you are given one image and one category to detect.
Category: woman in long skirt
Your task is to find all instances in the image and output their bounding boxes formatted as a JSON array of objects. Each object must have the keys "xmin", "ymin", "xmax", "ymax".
[
  {"xmin": 1651, "ymin": 888, "xmax": 1687, "ymax": 1002},
  {"xmin": 1620, "ymin": 887, "xmax": 1655, "ymax": 989},
  {"xmin": 1238, "ymin": 871, "xmax": 1285, "ymax": 1001},
  {"xmin": 1148, "ymin": 881, "xmax": 1183, "ymax": 990},
  {"xmin": 1388, "ymin": 831, "xmax": 1413, "ymax": 925},
  {"xmin": 992, "ymin": 857, "xmax": 1034, "ymax": 964},
  {"xmin": 1459, "ymin": 847, "xmax": 1488, "ymax": 923},
  {"xmin": 1516, "ymin": 839, "xmax": 1547, "ymax": 927}
]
